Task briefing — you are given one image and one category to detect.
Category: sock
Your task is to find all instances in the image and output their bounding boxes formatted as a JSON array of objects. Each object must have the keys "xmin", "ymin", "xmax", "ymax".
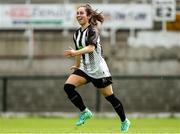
[
  {"xmin": 64, "ymin": 84, "xmax": 86, "ymax": 111},
  {"xmin": 105, "ymin": 94, "xmax": 126, "ymax": 122}
]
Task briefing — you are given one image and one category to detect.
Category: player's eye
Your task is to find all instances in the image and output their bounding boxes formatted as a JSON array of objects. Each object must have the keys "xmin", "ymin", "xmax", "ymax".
[
  {"xmin": 77, "ymin": 11, "xmax": 84, "ymax": 16},
  {"xmin": 80, "ymin": 11, "xmax": 84, "ymax": 15}
]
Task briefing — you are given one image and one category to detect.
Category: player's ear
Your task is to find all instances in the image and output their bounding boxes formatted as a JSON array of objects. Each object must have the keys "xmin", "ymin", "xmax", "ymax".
[{"xmin": 87, "ymin": 15, "xmax": 92, "ymax": 20}]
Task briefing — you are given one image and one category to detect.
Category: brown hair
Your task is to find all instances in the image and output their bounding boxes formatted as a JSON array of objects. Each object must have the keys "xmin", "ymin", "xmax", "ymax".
[{"xmin": 80, "ymin": 4, "xmax": 104, "ymax": 26}]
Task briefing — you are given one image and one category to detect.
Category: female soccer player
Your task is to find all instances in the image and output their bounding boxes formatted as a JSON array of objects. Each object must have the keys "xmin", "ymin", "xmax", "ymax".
[{"xmin": 64, "ymin": 4, "xmax": 130, "ymax": 132}]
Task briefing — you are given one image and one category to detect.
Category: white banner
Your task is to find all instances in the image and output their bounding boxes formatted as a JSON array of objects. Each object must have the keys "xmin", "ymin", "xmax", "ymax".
[
  {"xmin": 0, "ymin": 4, "xmax": 153, "ymax": 29},
  {"xmin": 0, "ymin": 4, "xmax": 76, "ymax": 28},
  {"xmin": 93, "ymin": 4, "xmax": 153, "ymax": 29}
]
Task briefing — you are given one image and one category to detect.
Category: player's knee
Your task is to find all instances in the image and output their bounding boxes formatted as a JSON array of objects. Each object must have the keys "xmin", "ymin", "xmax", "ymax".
[
  {"xmin": 105, "ymin": 94, "xmax": 121, "ymax": 107},
  {"xmin": 64, "ymin": 83, "xmax": 76, "ymax": 97}
]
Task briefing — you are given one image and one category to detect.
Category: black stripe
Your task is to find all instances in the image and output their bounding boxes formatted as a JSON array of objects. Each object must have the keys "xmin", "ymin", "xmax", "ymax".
[
  {"xmin": 73, "ymin": 34, "xmax": 78, "ymax": 50},
  {"xmin": 78, "ymin": 31, "xmax": 83, "ymax": 48},
  {"xmin": 75, "ymin": 29, "xmax": 79, "ymax": 38},
  {"xmin": 73, "ymin": 29, "xmax": 80, "ymax": 50},
  {"xmin": 85, "ymin": 30, "xmax": 89, "ymax": 46},
  {"xmin": 100, "ymin": 45, "xmax": 104, "ymax": 57}
]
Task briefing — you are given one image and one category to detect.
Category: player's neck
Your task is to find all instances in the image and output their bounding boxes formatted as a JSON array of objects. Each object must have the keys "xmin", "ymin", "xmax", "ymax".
[{"xmin": 81, "ymin": 23, "xmax": 90, "ymax": 31}]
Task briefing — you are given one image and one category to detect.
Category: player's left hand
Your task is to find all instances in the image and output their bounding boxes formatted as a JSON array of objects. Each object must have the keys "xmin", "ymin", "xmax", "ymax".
[{"xmin": 70, "ymin": 65, "xmax": 79, "ymax": 71}]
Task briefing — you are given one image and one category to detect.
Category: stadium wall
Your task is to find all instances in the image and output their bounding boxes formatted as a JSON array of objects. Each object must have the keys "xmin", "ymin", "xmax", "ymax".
[{"xmin": 0, "ymin": 76, "xmax": 180, "ymax": 113}]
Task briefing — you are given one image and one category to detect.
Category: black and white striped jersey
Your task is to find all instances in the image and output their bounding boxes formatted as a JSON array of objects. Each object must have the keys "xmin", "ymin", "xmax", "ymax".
[{"xmin": 73, "ymin": 24, "xmax": 111, "ymax": 78}]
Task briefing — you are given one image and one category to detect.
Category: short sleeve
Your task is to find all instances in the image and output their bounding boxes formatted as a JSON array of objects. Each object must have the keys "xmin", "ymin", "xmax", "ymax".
[{"xmin": 86, "ymin": 28, "xmax": 98, "ymax": 46}]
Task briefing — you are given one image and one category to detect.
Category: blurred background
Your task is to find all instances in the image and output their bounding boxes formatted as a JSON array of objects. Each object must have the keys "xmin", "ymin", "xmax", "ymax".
[{"xmin": 0, "ymin": 0, "xmax": 180, "ymax": 117}]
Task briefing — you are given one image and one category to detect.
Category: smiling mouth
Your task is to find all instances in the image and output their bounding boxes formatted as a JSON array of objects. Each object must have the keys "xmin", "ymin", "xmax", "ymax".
[{"xmin": 77, "ymin": 17, "xmax": 82, "ymax": 21}]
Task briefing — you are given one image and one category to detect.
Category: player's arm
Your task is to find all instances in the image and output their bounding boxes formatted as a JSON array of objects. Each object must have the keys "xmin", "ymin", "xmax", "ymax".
[
  {"xmin": 75, "ymin": 45, "xmax": 95, "ymax": 55},
  {"xmin": 64, "ymin": 45, "xmax": 95, "ymax": 57}
]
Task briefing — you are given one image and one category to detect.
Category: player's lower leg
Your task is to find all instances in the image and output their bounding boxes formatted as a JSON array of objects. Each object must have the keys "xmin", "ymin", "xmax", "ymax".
[
  {"xmin": 105, "ymin": 94, "xmax": 130, "ymax": 132},
  {"xmin": 64, "ymin": 84, "xmax": 92, "ymax": 126},
  {"xmin": 64, "ymin": 83, "xmax": 86, "ymax": 111}
]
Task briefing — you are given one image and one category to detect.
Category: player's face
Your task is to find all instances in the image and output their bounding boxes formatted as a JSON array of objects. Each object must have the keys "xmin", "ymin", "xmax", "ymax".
[{"xmin": 76, "ymin": 7, "xmax": 89, "ymax": 26}]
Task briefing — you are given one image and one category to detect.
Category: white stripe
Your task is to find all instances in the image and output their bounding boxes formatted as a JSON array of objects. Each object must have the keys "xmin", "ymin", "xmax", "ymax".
[
  {"xmin": 76, "ymin": 30, "xmax": 81, "ymax": 48},
  {"xmin": 80, "ymin": 29, "xmax": 90, "ymax": 67},
  {"xmin": 81, "ymin": 29, "xmax": 87, "ymax": 47}
]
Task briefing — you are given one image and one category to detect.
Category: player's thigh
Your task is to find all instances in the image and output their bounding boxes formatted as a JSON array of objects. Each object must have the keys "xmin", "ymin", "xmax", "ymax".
[
  {"xmin": 65, "ymin": 74, "xmax": 87, "ymax": 87},
  {"xmin": 99, "ymin": 85, "xmax": 113, "ymax": 97}
]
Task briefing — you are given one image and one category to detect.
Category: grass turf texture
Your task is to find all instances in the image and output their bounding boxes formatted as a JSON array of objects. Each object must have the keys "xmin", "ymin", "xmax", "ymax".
[{"xmin": 0, "ymin": 117, "xmax": 179, "ymax": 133}]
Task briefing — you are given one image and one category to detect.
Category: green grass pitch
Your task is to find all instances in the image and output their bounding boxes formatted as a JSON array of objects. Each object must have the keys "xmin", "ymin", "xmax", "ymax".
[{"xmin": 0, "ymin": 117, "xmax": 180, "ymax": 133}]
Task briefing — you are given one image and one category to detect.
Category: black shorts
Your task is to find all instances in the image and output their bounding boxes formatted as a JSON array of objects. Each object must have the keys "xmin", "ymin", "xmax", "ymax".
[{"xmin": 72, "ymin": 69, "xmax": 112, "ymax": 88}]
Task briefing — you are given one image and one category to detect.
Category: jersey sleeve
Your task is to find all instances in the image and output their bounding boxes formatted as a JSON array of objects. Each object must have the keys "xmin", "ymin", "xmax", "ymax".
[{"xmin": 86, "ymin": 28, "xmax": 98, "ymax": 47}]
